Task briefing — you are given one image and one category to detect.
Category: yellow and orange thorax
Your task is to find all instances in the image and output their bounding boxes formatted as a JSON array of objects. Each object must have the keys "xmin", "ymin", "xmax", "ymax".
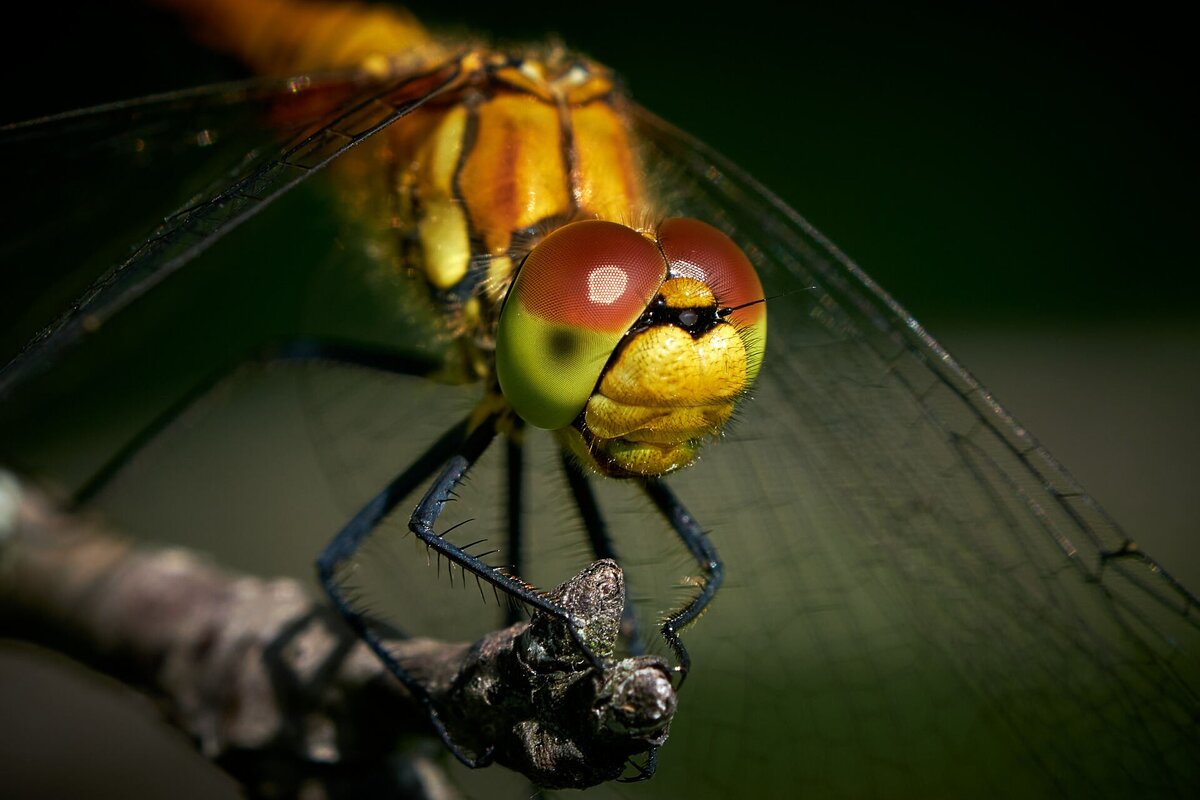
[
  {"xmin": 160, "ymin": 0, "xmax": 646, "ymax": 333},
  {"xmin": 382, "ymin": 52, "xmax": 645, "ymax": 333}
]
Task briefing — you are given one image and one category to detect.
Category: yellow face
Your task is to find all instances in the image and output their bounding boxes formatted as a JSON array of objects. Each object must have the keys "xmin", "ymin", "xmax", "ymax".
[{"xmin": 496, "ymin": 218, "xmax": 767, "ymax": 477}]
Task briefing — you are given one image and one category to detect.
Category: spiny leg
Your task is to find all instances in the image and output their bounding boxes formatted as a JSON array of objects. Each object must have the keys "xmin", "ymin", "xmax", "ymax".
[
  {"xmin": 409, "ymin": 415, "xmax": 604, "ymax": 667},
  {"xmin": 641, "ymin": 478, "xmax": 723, "ymax": 684},
  {"xmin": 560, "ymin": 453, "xmax": 647, "ymax": 655},
  {"xmin": 315, "ymin": 417, "xmax": 492, "ymax": 766},
  {"xmin": 319, "ymin": 411, "xmax": 606, "ymax": 767}
]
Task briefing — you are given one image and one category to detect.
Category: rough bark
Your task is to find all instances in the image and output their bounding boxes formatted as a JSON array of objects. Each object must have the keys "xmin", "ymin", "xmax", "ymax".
[{"xmin": 0, "ymin": 472, "xmax": 675, "ymax": 797}]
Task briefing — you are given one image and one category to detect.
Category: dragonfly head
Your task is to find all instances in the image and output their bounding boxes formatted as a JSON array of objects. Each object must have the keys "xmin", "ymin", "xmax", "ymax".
[{"xmin": 496, "ymin": 218, "xmax": 766, "ymax": 477}]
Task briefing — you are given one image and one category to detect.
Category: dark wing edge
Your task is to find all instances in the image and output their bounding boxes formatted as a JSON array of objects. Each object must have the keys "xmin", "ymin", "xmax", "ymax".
[
  {"xmin": 630, "ymin": 105, "xmax": 1199, "ymax": 649},
  {"xmin": 0, "ymin": 75, "xmax": 326, "ymax": 134},
  {"xmin": 0, "ymin": 58, "xmax": 467, "ymax": 401}
]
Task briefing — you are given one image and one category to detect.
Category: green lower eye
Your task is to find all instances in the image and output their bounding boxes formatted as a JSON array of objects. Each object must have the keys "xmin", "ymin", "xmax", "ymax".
[
  {"xmin": 497, "ymin": 310, "xmax": 617, "ymax": 429},
  {"xmin": 494, "ymin": 221, "xmax": 668, "ymax": 430}
]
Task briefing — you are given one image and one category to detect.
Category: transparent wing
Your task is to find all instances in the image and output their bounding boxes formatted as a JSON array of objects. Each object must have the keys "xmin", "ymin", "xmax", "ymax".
[
  {"xmin": 291, "ymin": 105, "xmax": 1200, "ymax": 796},
  {"xmin": 0, "ymin": 58, "xmax": 465, "ymax": 398},
  {"xmin": 5, "ymin": 69, "xmax": 1196, "ymax": 799},
  {"xmin": 579, "ymin": 104, "xmax": 1200, "ymax": 797}
]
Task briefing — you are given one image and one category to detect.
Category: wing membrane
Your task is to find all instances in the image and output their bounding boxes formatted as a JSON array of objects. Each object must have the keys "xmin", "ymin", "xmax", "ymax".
[
  {"xmin": 1, "ymin": 54, "xmax": 1195, "ymax": 796},
  {"xmin": 0, "ymin": 59, "xmax": 465, "ymax": 399},
  {"xmin": 607, "ymin": 104, "xmax": 1200, "ymax": 796}
]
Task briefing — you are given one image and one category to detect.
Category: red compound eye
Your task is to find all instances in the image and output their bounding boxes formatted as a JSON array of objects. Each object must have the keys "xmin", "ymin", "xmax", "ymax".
[
  {"xmin": 496, "ymin": 220, "xmax": 668, "ymax": 429},
  {"xmin": 512, "ymin": 220, "xmax": 668, "ymax": 331},
  {"xmin": 657, "ymin": 218, "xmax": 765, "ymax": 330}
]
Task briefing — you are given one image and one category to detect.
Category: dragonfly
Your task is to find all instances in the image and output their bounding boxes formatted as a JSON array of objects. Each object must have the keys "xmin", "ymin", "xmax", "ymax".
[{"xmin": 1, "ymin": 1, "xmax": 1197, "ymax": 797}]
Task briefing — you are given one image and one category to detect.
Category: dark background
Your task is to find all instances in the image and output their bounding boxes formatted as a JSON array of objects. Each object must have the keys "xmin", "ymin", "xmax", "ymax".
[
  {"xmin": 6, "ymin": 1, "xmax": 1196, "ymax": 319},
  {"xmin": 7, "ymin": 1, "xmax": 1196, "ymax": 322},
  {"xmin": 2, "ymin": 1, "xmax": 1196, "ymax": 797}
]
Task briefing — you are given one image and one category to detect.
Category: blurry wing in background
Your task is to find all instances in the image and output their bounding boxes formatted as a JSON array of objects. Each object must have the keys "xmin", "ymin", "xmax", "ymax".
[
  {"xmin": 575, "ymin": 104, "xmax": 1200, "ymax": 797},
  {"xmin": 0, "ymin": 57, "xmax": 464, "ymax": 398},
  {"xmin": 0, "ymin": 10, "xmax": 1196, "ymax": 798}
]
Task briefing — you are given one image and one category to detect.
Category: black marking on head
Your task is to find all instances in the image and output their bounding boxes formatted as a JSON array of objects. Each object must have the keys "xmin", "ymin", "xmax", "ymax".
[{"xmin": 629, "ymin": 296, "xmax": 723, "ymax": 339}]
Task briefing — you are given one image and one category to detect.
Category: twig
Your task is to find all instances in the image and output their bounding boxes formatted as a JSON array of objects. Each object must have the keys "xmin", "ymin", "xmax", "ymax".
[{"xmin": 0, "ymin": 471, "xmax": 675, "ymax": 796}]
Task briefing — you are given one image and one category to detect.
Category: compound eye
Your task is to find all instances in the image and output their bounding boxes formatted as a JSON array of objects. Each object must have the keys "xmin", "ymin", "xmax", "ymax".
[
  {"xmin": 496, "ymin": 220, "xmax": 668, "ymax": 429},
  {"xmin": 658, "ymin": 218, "xmax": 768, "ymax": 383}
]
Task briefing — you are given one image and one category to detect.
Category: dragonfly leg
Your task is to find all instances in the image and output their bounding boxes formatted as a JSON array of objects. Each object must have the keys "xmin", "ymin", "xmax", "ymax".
[
  {"xmin": 641, "ymin": 478, "xmax": 723, "ymax": 684},
  {"xmin": 319, "ymin": 411, "xmax": 606, "ymax": 767},
  {"xmin": 315, "ymin": 417, "xmax": 499, "ymax": 767},
  {"xmin": 563, "ymin": 493, "xmax": 657, "ymax": 792},
  {"xmin": 72, "ymin": 338, "xmax": 442, "ymax": 507},
  {"xmin": 616, "ymin": 747, "xmax": 658, "ymax": 783},
  {"xmin": 408, "ymin": 415, "xmax": 605, "ymax": 672},
  {"xmin": 560, "ymin": 453, "xmax": 647, "ymax": 655}
]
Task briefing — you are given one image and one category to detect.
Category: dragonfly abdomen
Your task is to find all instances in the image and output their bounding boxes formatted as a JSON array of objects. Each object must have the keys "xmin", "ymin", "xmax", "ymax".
[{"xmin": 154, "ymin": 0, "xmax": 436, "ymax": 76}]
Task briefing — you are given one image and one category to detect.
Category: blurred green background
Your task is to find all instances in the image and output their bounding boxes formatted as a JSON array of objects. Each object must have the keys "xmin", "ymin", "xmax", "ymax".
[{"xmin": 2, "ymin": 1, "xmax": 1196, "ymax": 797}]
